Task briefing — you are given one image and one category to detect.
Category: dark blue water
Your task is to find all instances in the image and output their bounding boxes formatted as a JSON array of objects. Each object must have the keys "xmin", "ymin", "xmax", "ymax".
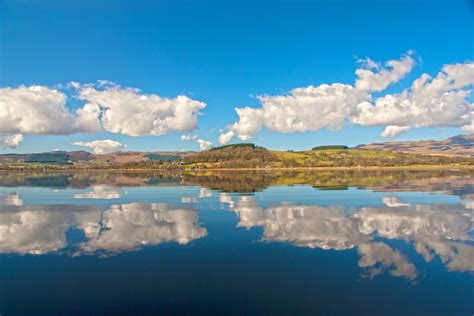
[{"xmin": 0, "ymin": 171, "xmax": 472, "ymax": 315}]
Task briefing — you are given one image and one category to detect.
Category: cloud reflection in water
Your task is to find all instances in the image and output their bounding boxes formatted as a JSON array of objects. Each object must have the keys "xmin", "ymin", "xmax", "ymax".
[
  {"xmin": 0, "ymin": 202, "xmax": 207, "ymax": 256},
  {"xmin": 223, "ymin": 193, "xmax": 473, "ymax": 279},
  {"xmin": 73, "ymin": 185, "xmax": 124, "ymax": 199}
]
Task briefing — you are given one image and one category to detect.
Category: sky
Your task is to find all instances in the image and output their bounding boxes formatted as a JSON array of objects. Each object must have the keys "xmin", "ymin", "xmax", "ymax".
[{"xmin": 0, "ymin": 0, "xmax": 473, "ymax": 153}]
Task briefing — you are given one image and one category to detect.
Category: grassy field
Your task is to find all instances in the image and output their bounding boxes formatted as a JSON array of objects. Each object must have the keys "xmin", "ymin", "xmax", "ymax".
[{"xmin": 266, "ymin": 148, "xmax": 471, "ymax": 168}]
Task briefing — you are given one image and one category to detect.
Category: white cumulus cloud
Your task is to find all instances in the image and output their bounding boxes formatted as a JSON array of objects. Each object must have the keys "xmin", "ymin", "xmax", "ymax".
[
  {"xmin": 0, "ymin": 134, "xmax": 23, "ymax": 149},
  {"xmin": 218, "ymin": 52, "xmax": 416, "ymax": 143},
  {"xmin": 196, "ymin": 138, "xmax": 213, "ymax": 151},
  {"xmin": 355, "ymin": 52, "xmax": 415, "ymax": 92},
  {"xmin": 76, "ymin": 82, "xmax": 206, "ymax": 136},
  {"xmin": 0, "ymin": 85, "xmax": 100, "ymax": 135},
  {"xmin": 181, "ymin": 133, "xmax": 213, "ymax": 151},
  {"xmin": 73, "ymin": 139, "xmax": 126, "ymax": 154},
  {"xmin": 354, "ymin": 62, "xmax": 474, "ymax": 137},
  {"xmin": 0, "ymin": 82, "xmax": 207, "ymax": 149},
  {"xmin": 218, "ymin": 130, "xmax": 235, "ymax": 144},
  {"xmin": 219, "ymin": 84, "xmax": 369, "ymax": 143},
  {"xmin": 219, "ymin": 53, "xmax": 473, "ymax": 142}
]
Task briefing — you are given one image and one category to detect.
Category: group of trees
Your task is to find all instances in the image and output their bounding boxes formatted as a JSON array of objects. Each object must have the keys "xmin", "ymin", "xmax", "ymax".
[
  {"xmin": 312, "ymin": 145, "xmax": 349, "ymax": 150},
  {"xmin": 119, "ymin": 160, "xmax": 181, "ymax": 169},
  {"xmin": 183, "ymin": 144, "xmax": 276, "ymax": 168}
]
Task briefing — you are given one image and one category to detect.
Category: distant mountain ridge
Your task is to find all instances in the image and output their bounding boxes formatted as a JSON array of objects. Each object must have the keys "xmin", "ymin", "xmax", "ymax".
[{"xmin": 357, "ymin": 134, "xmax": 474, "ymax": 156}]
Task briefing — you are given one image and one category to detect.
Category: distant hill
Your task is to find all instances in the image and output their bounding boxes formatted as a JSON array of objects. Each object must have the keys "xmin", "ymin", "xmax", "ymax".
[
  {"xmin": 0, "ymin": 150, "xmax": 193, "ymax": 166},
  {"xmin": 357, "ymin": 134, "xmax": 474, "ymax": 156},
  {"xmin": 0, "ymin": 151, "xmax": 92, "ymax": 164}
]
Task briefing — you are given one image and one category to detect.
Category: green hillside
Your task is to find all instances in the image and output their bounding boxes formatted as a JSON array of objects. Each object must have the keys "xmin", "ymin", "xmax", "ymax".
[{"xmin": 182, "ymin": 145, "xmax": 474, "ymax": 169}]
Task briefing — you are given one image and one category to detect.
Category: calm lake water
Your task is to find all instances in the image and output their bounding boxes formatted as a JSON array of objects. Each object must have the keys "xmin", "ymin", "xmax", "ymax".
[{"xmin": 0, "ymin": 170, "xmax": 473, "ymax": 315}]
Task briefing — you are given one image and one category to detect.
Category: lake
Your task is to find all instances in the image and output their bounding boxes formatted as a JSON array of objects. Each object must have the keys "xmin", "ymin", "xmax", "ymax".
[{"xmin": 0, "ymin": 170, "xmax": 473, "ymax": 315}]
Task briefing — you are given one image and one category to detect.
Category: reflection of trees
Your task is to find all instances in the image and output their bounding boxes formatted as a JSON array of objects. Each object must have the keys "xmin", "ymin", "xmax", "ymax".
[
  {"xmin": 183, "ymin": 172, "xmax": 277, "ymax": 192},
  {"xmin": 224, "ymin": 194, "xmax": 473, "ymax": 279},
  {"xmin": 0, "ymin": 203, "xmax": 207, "ymax": 256}
]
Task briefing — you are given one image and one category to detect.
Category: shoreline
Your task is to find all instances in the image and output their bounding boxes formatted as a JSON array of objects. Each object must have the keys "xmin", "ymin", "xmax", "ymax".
[{"xmin": 0, "ymin": 164, "xmax": 473, "ymax": 173}]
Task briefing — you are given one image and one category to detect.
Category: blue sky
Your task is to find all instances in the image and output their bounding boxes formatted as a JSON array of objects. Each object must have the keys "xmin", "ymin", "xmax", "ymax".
[{"xmin": 1, "ymin": 0, "xmax": 473, "ymax": 153}]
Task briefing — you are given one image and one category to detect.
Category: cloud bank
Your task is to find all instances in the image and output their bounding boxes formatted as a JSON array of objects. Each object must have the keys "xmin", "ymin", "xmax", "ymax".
[{"xmin": 219, "ymin": 52, "xmax": 474, "ymax": 143}]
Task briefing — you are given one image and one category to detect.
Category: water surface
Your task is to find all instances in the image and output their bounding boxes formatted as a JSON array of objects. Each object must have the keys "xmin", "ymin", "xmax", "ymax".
[{"xmin": 0, "ymin": 170, "xmax": 473, "ymax": 315}]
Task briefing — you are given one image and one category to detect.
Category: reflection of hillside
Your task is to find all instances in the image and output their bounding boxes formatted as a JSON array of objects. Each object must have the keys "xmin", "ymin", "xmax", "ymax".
[
  {"xmin": 270, "ymin": 170, "xmax": 474, "ymax": 189},
  {"xmin": 224, "ymin": 195, "xmax": 473, "ymax": 279},
  {"xmin": 365, "ymin": 176, "xmax": 474, "ymax": 196},
  {"xmin": 0, "ymin": 172, "xmax": 182, "ymax": 188},
  {"xmin": 0, "ymin": 203, "xmax": 207, "ymax": 255},
  {"xmin": 184, "ymin": 170, "xmax": 474, "ymax": 194},
  {"xmin": 0, "ymin": 170, "xmax": 473, "ymax": 195}
]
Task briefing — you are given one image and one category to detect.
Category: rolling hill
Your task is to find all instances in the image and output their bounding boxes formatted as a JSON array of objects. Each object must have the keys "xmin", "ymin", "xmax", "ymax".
[
  {"xmin": 357, "ymin": 134, "xmax": 474, "ymax": 156},
  {"xmin": 182, "ymin": 143, "xmax": 473, "ymax": 169},
  {"xmin": 0, "ymin": 150, "xmax": 193, "ymax": 168},
  {"xmin": 0, "ymin": 134, "xmax": 473, "ymax": 170}
]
